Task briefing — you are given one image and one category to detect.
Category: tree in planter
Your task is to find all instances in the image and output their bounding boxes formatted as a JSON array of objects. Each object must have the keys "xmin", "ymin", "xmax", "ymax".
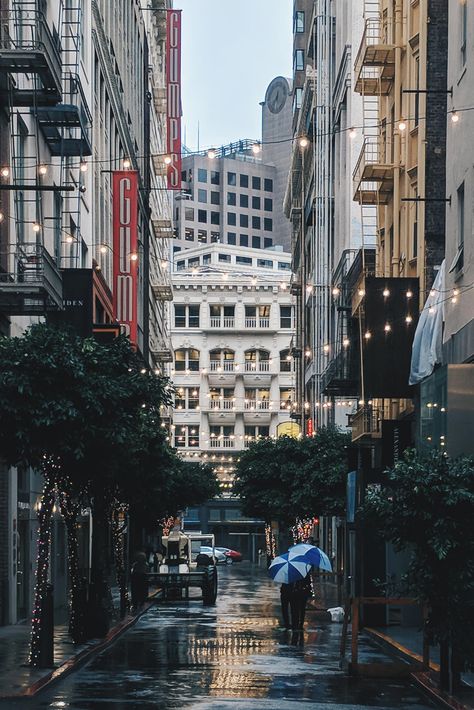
[
  {"xmin": 233, "ymin": 428, "xmax": 350, "ymax": 554},
  {"xmin": 362, "ymin": 449, "xmax": 474, "ymax": 689},
  {"xmin": 0, "ymin": 324, "xmax": 173, "ymax": 660}
]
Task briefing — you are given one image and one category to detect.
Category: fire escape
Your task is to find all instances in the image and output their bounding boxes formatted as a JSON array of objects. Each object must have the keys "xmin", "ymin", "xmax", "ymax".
[{"xmin": 0, "ymin": 0, "xmax": 91, "ymax": 315}]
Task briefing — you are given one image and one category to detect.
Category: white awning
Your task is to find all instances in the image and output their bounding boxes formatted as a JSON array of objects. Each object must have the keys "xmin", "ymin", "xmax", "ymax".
[{"xmin": 409, "ymin": 261, "xmax": 445, "ymax": 385}]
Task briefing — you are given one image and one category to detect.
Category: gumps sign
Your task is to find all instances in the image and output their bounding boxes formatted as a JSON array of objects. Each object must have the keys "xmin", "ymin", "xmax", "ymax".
[
  {"xmin": 166, "ymin": 9, "xmax": 182, "ymax": 190},
  {"xmin": 112, "ymin": 170, "xmax": 138, "ymax": 346}
]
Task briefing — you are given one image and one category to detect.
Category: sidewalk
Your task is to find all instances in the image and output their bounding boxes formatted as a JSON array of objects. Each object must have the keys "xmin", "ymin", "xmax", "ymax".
[
  {"xmin": 0, "ymin": 589, "xmax": 160, "ymax": 699},
  {"xmin": 366, "ymin": 626, "xmax": 474, "ymax": 710}
]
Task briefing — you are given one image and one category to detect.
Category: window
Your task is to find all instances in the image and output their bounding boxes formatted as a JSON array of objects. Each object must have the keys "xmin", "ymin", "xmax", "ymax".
[
  {"xmin": 280, "ymin": 349, "xmax": 293, "ymax": 372},
  {"xmin": 264, "ymin": 218, "xmax": 273, "ymax": 232},
  {"xmin": 227, "ymin": 172, "xmax": 236, "ymax": 186},
  {"xmin": 245, "ymin": 426, "xmax": 270, "ymax": 441},
  {"xmin": 236, "ymin": 255, "xmax": 252, "ymax": 265},
  {"xmin": 210, "ymin": 231, "xmax": 220, "ymax": 243},
  {"xmin": 210, "ymin": 425, "xmax": 235, "ymax": 446},
  {"xmin": 278, "ymin": 261, "xmax": 291, "ymax": 271},
  {"xmin": 240, "ymin": 193, "xmax": 249, "ymax": 208},
  {"xmin": 198, "ymin": 168, "xmax": 207, "ymax": 183},
  {"xmin": 184, "ymin": 207, "xmax": 194, "ymax": 221},
  {"xmin": 294, "ymin": 49, "xmax": 304, "ymax": 72},
  {"xmin": 211, "ymin": 191, "xmax": 220, "ymax": 205},
  {"xmin": 185, "ymin": 227, "xmax": 194, "ymax": 241},
  {"xmin": 294, "ymin": 10, "xmax": 304, "ymax": 33},
  {"xmin": 264, "ymin": 198, "xmax": 273, "ymax": 211},
  {"xmin": 175, "ymin": 425, "xmax": 200, "ymax": 448},
  {"xmin": 264, "ymin": 178, "xmax": 273, "ymax": 192},
  {"xmin": 175, "ymin": 348, "xmax": 200, "ymax": 372},
  {"xmin": 186, "ymin": 507, "xmax": 200, "ymax": 521},
  {"xmin": 198, "ymin": 188, "xmax": 207, "ymax": 203},
  {"xmin": 176, "ymin": 259, "xmax": 185, "ymax": 271},
  {"xmin": 252, "ymin": 216, "xmax": 261, "ymax": 230},
  {"xmin": 245, "ymin": 305, "xmax": 270, "ymax": 326},
  {"xmin": 257, "ymin": 259, "xmax": 273, "ymax": 269},
  {"xmin": 280, "ymin": 388, "xmax": 295, "ymax": 409},
  {"xmin": 227, "ymin": 192, "xmax": 236, "ymax": 206},
  {"xmin": 202, "ymin": 253, "xmax": 211, "ymax": 265},
  {"xmin": 228, "ymin": 212, "xmax": 236, "ymax": 226},
  {"xmin": 210, "ymin": 170, "xmax": 220, "ymax": 185},
  {"xmin": 461, "ymin": 0, "xmax": 467, "ymax": 67},
  {"xmin": 210, "ymin": 348, "xmax": 235, "ymax": 370},
  {"xmin": 264, "ymin": 238, "xmax": 273, "ymax": 249},
  {"xmin": 240, "ymin": 174, "xmax": 249, "ymax": 188},
  {"xmin": 198, "ymin": 209, "xmax": 207, "ymax": 223},
  {"xmin": 450, "ymin": 182, "xmax": 465, "ymax": 274},
  {"xmin": 252, "ymin": 235, "xmax": 261, "ymax": 249},
  {"xmin": 240, "ymin": 214, "xmax": 249, "ymax": 228},
  {"xmin": 218, "ymin": 253, "xmax": 231, "ymax": 263},
  {"xmin": 252, "ymin": 196, "xmax": 261, "ymax": 210},
  {"xmin": 240, "ymin": 234, "xmax": 249, "ymax": 247},
  {"xmin": 252, "ymin": 176, "xmax": 261, "ymax": 190},
  {"xmin": 188, "ymin": 257, "xmax": 199, "ymax": 268},
  {"xmin": 211, "ymin": 211, "xmax": 220, "ymax": 225},
  {"xmin": 227, "ymin": 232, "xmax": 236, "ymax": 245},
  {"xmin": 198, "ymin": 229, "xmax": 207, "ymax": 243},
  {"xmin": 209, "ymin": 509, "xmax": 221, "ymax": 522},
  {"xmin": 174, "ymin": 305, "xmax": 200, "ymax": 328},
  {"xmin": 175, "ymin": 386, "xmax": 200, "ymax": 411},
  {"xmin": 293, "ymin": 87, "xmax": 303, "ymax": 112},
  {"xmin": 280, "ymin": 306, "xmax": 293, "ymax": 329}
]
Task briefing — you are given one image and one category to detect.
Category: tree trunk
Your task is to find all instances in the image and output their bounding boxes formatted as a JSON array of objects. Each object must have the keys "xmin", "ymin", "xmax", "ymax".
[
  {"xmin": 112, "ymin": 505, "xmax": 129, "ymax": 618},
  {"xmin": 439, "ymin": 639, "xmax": 450, "ymax": 690},
  {"xmin": 88, "ymin": 491, "xmax": 112, "ymax": 638},
  {"xmin": 29, "ymin": 473, "xmax": 55, "ymax": 666},
  {"xmin": 58, "ymin": 487, "xmax": 86, "ymax": 643},
  {"xmin": 450, "ymin": 642, "xmax": 462, "ymax": 692}
]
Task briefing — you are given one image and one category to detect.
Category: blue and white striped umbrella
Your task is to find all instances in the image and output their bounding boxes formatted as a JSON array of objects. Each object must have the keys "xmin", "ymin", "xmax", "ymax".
[
  {"xmin": 268, "ymin": 552, "xmax": 311, "ymax": 584},
  {"xmin": 288, "ymin": 543, "xmax": 333, "ymax": 572}
]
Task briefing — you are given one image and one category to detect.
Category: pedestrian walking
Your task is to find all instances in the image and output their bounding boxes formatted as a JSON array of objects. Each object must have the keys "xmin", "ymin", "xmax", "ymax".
[
  {"xmin": 131, "ymin": 551, "xmax": 149, "ymax": 609},
  {"xmin": 290, "ymin": 572, "xmax": 312, "ymax": 630},
  {"xmin": 280, "ymin": 582, "xmax": 293, "ymax": 629}
]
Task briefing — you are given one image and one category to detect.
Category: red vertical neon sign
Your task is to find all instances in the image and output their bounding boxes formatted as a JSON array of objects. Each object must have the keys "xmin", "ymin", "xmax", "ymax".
[
  {"xmin": 166, "ymin": 9, "xmax": 182, "ymax": 190},
  {"xmin": 112, "ymin": 170, "xmax": 138, "ymax": 346}
]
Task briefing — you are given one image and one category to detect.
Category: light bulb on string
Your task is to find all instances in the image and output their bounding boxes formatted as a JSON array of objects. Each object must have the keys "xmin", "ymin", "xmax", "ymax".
[
  {"xmin": 332, "ymin": 286, "xmax": 340, "ymax": 296},
  {"xmin": 38, "ymin": 165, "xmax": 47, "ymax": 176},
  {"xmin": 123, "ymin": 158, "xmax": 131, "ymax": 169},
  {"xmin": 383, "ymin": 288, "xmax": 390, "ymax": 297},
  {"xmin": 1, "ymin": 167, "xmax": 10, "ymax": 178},
  {"xmin": 99, "ymin": 244, "xmax": 107, "ymax": 254},
  {"xmin": 164, "ymin": 154, "xmax": 172, "ymax": 165},
  {"xmin": 406, "ymin": 290, "xmax": 413, "ymax": 299},
  {"xmin": 384, "ymin": 323, "xmax": 391, "ymax": 333},
  {"xmin": 130, "ymin": 252, "xmax": 138, "ymax": 262},
  {"xmin": 280, "ymin": 282, "xmax": 287, "ymax": 291},
  {"xmin": 299, "ymin": 135, "xmax": 309, "ymax": 148},
  {"xmin": 358, "ymin": 288, "xmax": 365, "ymax": 297},
  {"xmin": 398, "ymin": 120, "xmax": 407, "ymax": 132},
  {"xmin": 32, "ymin": 223, "xmax": 41, "ymax": 233},
  {"xmin": 364, "ymin": 331, "xmax": 371, "ymax": 340},
  {"xmin": 405, "ymin": 315, "xmax": 413, "ymax": 324},
  {"xmin": 343, "ymin": 338, "xmax": 350, "ymax": 348},
  {"xmin": 0, "ymin": 212, "xmax": 4, "ymax": 223},
  {"xmin": 80, "ymin": 162, "xmax": 88, "ymax": 172},
  {"xmin": 207, "ymin": 148, "xmax": 217, "ymax": 160},
  {"xmin": 252, "ymin": 142, "xmax": 261, "ymax": 154},
  {"xmin": 451, "ymin": 111, "xmax": 459, "ymax": 123},
  {"xmin": 349, "ymin": 127, "xmax": 357, "ymax": 139},
  {"xmin": 65, "ymin": 234, "xmax": 74, "ymax": 244}
]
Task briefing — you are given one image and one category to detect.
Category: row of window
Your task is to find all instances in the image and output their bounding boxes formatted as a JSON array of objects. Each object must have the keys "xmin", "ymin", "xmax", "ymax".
[
  {"xmin": 182, "ymin": 207, "xmax": 273, "ymax": 232},
  {"xmin": 181, "ymin": 230, "xmax": 274, "ymax": 250},
  {"xmin": 186, "ymin": 508, "xmax": 253, "ymax": 523},
  {"xmin": 174, "ymin": 304, "xmax": 294, "ymax": 329},
  {"xmin": 175, "ymin": 386, "xmax": 295, "ymax": 410},
  {"xmin": 196, "ymin": 190, "xmax": 273, "ymax": 212},
  {"xmin": 174, "ymin": 425, "xmax": 272, "ymax": 448},
  {"xmin": 194, "ymin": 169, "xmax": 273, "ymax": 192},
  {"xmin": 173, "ymin": 348, "xmax": 295, "ymax": 373}
]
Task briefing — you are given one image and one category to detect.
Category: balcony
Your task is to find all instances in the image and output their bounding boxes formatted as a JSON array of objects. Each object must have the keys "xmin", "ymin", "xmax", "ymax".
[
  {"xmin": 36, "ymin": 74, "xmax": 92, "ymax": 156},
  {"xmin": 0, "ymin": 243, "xmax": 62, "ymax": 315},
  {"xmin": 209, "ymin": 316, "xmax": 235, "ymax": 329},
  {"xmin": 151, "ymin": 282, "xmax": 173, "ymax": 301},
  {"xmin": 209, "ymin": 437, "xmax": 235, "ymax": 449},
  {"xmin": 0, "ymin": 10, "xmax": 62, "ymax": 105},
  {"xmin": 152, "ymin": 218, "xmax": 173, "ymax": 239},
  {"xmin": 353, "ymin": 137, "xmax": 394, "ymax": 205},
  {"xmin": 243, "ymin": 399, "xmax": 272, "ymax": 424},
  {"xmin": 206, "ymin": 399, "xmax": 236, "ymax": 424},
  {"xmin": 348, "ymin": 405, "xmax": 383, "ymax": 442},
  {"xmin": 245, "ymin": 317, "xmax": 271, "ymax": 329},
  {"xmin": 243, "ymin": 360, "xmax": 272, "ymax": 386},
  {"xmin": 208, "ymin": 360, "xmax": 237, "ymax": 386},
  {"xmin": 354, "ymin": 17, "xmax": 396, "ymax": 96}
]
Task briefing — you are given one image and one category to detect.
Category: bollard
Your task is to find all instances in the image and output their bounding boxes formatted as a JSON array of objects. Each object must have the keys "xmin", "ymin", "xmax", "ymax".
[{"xmin": 39, "ymin": 583, "xmax": 54, "ymax": 668}]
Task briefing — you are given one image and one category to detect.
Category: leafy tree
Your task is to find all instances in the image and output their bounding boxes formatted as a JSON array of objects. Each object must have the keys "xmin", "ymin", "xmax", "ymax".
[
  {"xmin": 233, "ymin": 427, "xmax": 350, "ymax": 527},
  {"xmin": 363, "ymin": 449, "xmax": 474, "ymax": 688}
]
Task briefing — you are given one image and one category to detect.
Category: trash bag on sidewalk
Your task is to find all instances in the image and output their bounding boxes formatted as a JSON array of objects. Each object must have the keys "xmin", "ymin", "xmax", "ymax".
[{"xmin": 327, "ymin": 606, "xmax": 345, "ymax": 622}]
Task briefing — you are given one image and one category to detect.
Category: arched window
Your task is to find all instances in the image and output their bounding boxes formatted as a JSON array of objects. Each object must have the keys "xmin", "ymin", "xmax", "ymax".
[
  {"xmin": 174, "ymin": 348, "xmax": 200, "ymax": 372},
  {"xmin": 209, "ymin": 348, "xmax": 235, "ymax": 372},
  {"xmin": 244, "ymin": 349, "xmax": 270, "ymax": 372}
]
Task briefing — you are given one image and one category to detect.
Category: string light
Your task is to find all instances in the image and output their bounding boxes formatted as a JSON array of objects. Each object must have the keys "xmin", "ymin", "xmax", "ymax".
[
  {"xmin": 123, "ymin": 159, "xmax": 131, "ymax": 169},
  {"xmin": 406, "ymin": 290, "xmax": 413, "ymax": 299},
  {"xmin": 38, "ymin": 165, "xmax": 47, "ymax": 176},
  {"xmin": 383, "ymin": 288, "xmax": 390, "ymax": 297},
  {"xmin": 130, "ymin": 252, "xmax": 138, "ymax": 261},
  {"xmin": 32, "ymin": 223, "xmax": 41, "ymax": 233},
  {"xmin": 358, "ymin": 288, "xmax": 365, "ymax": 297},
  {"xmin": 398, "ymin": 120, "xmax": 407, "ymax": 132},
  {"xmin": 405, "ymin": 315, "xmax": 413, "ymax": 324},
  {"xmin": 384, "ymin": 323, "xmax": 392, "ymax": 333},
  {"xmin": 299, "ymin": 135, "xmax": 309, "ymax": 148},
  {"xmin": 349, "ymin": 127, "xmax": 357, "ymax": 139},
  {"xmin": 0, "ymin": 212, "xmax": 4, "ymax": 222},
  {"xmin": 1, "ymin": 167, "xmax": 10, "ymax": 177},
  {"xmin": 80, "ymin": 162, "xmax": 88, "ymax": 172},
  {"xmin": 100, "ymin": 245, "xmax": 107, "ymax": 254},
  {"xmin": 251, "ymin": 142, "xmax": 261, "ymax": 154},
  {"xmin": 364, "ymin": 331, "xmax": 372, "ymax": 339},
  {"xmin": 343, "ymin": 338, "xmax": 350, "ymax": 348},
  {"xmin": 164, "ymin": 155, "xmax": 172, "ymax": 165},
  {"xmin": 332, "ymin": 286, "xmax": 340, "ymax": 296},
  {"xmin": 207, "ymin": 148, "xmax": 217, "ymax": 159},
  {"xmin": 451, "ymin": 111, "xmax": 459, "ymax": 123}
]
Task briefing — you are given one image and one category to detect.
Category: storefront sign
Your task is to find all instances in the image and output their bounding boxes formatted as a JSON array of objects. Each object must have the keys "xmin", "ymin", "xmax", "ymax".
[
  {"xmin": 112, "ymin": 170, "xmax": 138, "ymax": 346},
  {"xmin": 307, "ymin": 418, "xmax": 314, "ymax": 436},
  {"xmin": 277, "ymin": 421, "xmax": 301, "ymax": 439},
  {"xmin": 166, "ymin": 9, "xmax": 182, "ymax": 189}
]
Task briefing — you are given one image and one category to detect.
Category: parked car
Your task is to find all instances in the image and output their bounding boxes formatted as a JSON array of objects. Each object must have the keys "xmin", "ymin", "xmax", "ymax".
[
  {"xmin": 199, "ymin": 546, "xmax": 227, "ymax": 564},
  {"xmin": 216, "ymin": 547, "xmax": 243, "ymax": 563}
]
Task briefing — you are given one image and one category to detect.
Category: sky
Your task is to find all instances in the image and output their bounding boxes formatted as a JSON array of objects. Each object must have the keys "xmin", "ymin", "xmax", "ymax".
[{"xmin": 177, "ymin": 0, "xmax": 293, "ymax": 152}]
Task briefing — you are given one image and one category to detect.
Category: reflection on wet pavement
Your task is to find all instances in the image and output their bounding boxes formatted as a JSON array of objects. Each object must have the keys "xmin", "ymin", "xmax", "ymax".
[{"xmin": 6, "ymin": 564, "xmax": 438, "ymax": 709}]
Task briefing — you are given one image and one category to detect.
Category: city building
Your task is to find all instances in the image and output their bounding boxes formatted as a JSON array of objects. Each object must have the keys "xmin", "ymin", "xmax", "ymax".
[
  {"xmin": 0, "ymin": 0, "xmax": 172, "ymax": 625},
  {"xmin": 173, "ymin": 77, "xmax": 293, "ymax": 256},
  {"xmin": 170, "ymin": 242, "xmax": 296, "ymax": 559}
]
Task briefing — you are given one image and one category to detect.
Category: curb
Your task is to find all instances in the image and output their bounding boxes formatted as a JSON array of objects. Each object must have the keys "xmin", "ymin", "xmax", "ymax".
[
  {"xmin": 2, "ymin": 590, "xmax": 161, "ymax": 700},
  {"xmin": 365, "ymin": 628, "xmax": 471, "ymax": 710}
]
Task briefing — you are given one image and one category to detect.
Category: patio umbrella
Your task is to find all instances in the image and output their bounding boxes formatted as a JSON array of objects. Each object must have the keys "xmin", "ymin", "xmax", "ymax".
[
  {"xmin": 287, "ymin": 543, "xmax": 333, "ymax": 572},
  {"xmin": 268, "ymin": 552, "xmax": 311, "ymax": 584}
]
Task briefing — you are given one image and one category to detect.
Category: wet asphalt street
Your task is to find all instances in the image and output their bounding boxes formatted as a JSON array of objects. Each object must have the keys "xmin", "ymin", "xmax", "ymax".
[{"xmin": 3, "ymin": 564, "xmax": 439, "ymax": 709}]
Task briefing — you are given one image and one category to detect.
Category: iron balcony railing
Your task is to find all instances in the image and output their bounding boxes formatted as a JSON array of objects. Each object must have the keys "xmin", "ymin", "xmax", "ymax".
[
  {"xmin": 210, "ymin": 316, "xmax": 235, "ymax": 328},
  {"xmin": 209, "ymin": 360, "xmax": 236, "ymax": 373},
  {"xmin": 209, "ymin": 437, "xmax": 235, "ymax": 449},
  {"xmin": 244, "ymin": 360, "xmax": 270, "ymax": 373}
]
